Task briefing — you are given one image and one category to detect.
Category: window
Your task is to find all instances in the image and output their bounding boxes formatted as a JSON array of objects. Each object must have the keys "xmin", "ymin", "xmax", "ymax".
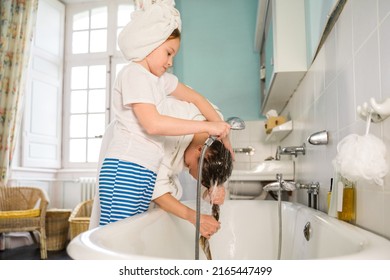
[
  {"xmin": 21, "ymin": 0, "xmax": 65, "ymax": 169},
  {"xmin": 72, "ymin": 7, "xmax": 108, "ymax": 54},
  {"xmin": 63, "ymin": 0, "xmax": 135, "ymax": 168},
  {"xmin": 69, "ymin": 64, "xmax": 106, "ymax": 163}
]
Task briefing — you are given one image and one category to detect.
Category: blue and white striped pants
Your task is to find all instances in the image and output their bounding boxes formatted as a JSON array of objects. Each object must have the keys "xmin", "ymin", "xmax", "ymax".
[{"xmin": 98, "ymin": 158, "xmax": 157, "ymax": 226}]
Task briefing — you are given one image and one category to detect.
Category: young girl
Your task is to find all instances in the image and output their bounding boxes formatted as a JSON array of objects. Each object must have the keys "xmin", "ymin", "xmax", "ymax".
[{"xmin": 98, "ymin": 0, "xmax": 231, "ymax": 226}]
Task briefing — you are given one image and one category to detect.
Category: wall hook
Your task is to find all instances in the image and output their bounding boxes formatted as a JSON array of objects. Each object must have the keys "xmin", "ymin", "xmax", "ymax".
[{"xmin": 357, "ymin": 97, "xmax": 390, "ymax": 123}]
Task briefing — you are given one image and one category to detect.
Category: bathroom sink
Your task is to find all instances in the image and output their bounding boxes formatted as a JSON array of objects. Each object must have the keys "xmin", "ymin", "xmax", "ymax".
[{"xmin": 230, "ymin": 160, "xmax": 294, "ymax": 181}]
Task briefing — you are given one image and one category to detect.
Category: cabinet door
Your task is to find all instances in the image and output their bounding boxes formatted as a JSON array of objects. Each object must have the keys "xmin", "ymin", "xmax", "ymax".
[
  {"xmin": 260, "ymin": 0, "xmax": 307, "ymax": 114},
  {"xmin": 265, "ymin": 20, "xmax": 274, "ymax": 93}
]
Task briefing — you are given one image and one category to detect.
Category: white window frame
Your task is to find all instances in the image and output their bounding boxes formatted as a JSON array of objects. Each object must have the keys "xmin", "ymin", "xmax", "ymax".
[
  {"xmin": 63, "ymin": 0, "xmax": 134, "ymax": 168},
  {"xmin": 22, "ymin": 0, "xmax": 65, "ymax": 169}
]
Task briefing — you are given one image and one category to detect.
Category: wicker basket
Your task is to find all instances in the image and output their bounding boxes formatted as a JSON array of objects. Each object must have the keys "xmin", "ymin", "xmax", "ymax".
[
  {"xmin": 45, "ymin": 209, "xmax": 72, "ymax": 251},
  {"xmin": 69, "ymin": 199, "xmax": 93, "ymax": 240}
]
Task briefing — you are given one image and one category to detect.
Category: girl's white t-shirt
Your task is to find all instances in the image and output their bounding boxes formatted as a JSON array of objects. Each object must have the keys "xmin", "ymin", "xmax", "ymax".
[{"xmin": 106, "ymin": 62, "xmax": 178, "ymax": 173}]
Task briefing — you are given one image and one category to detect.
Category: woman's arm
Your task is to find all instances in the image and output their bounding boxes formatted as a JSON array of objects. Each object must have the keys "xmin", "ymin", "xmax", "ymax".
[{"xmin": 153, "ymin": 193, "xmax": 220, "ymax": 239}]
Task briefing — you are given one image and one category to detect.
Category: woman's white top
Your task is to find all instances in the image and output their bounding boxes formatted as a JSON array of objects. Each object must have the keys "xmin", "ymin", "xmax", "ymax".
[
  {"xmin": 151, "ymin": 98, "xmax": 222, "ymax": 201},
  {"xmin": 107, "ymin": 62, "xmax": 178, "ymax": 173},
  {"xmin": 151, "ymin": 98, "xmax": 203, "ymax": 201}
]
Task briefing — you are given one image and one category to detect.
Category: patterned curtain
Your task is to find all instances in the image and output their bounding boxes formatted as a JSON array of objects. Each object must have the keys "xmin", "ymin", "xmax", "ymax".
[{"xmin": 0, "ymin": 0, "xmax": 39, "ymax": 186}]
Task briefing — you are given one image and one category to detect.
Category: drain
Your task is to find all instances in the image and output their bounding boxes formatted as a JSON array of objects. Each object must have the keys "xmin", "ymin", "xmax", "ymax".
[{"xmin": 303, "ymin": 222, "xmax": 311, "ymax": 241}]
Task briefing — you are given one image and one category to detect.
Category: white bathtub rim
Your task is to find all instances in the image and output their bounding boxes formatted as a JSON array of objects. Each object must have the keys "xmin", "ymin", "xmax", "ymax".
[
  {"xmin": 70, "ymin": 230, "xmax": 162, "ymax": 260},
  {"xmin": 318, "ymin": 225, "xmax": 390, "ymax": 260},
  {"xmin": 67, "ymin": 209, "xmax": 174, "ymax": 260},
  {"xmin": 67, "ymin": 201, "xmax": 390, "ymax": 260},
  {"xmin": 281, "ymin": 203, "xmax": 390, "ymax": 260}
]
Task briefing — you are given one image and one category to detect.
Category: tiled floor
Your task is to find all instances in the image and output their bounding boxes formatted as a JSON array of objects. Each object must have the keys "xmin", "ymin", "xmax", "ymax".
[{"xmin": 0, "ymin": 243, "xmax": 72, "ymax": 260}]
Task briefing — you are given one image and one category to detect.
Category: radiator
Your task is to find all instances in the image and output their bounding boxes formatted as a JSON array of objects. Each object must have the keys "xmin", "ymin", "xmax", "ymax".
[{"xmin": 79, "ymin": 177, "xmax": 97, "ymax": 201}]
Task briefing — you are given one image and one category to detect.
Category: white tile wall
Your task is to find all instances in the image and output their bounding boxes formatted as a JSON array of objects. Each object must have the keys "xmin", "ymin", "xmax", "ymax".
[
  {"xmin": 277, "ymin": 0, "xmax": 390, "ymax": 239},
  {"xmin": 230, "ymin": 120, "xmax": 275, "ymax": 170}
]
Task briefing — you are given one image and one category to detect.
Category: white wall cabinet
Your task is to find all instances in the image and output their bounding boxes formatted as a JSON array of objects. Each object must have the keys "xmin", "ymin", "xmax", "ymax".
[{"xmin": 260, "ymin": 0, "xmax": 307, "ymax": 115}]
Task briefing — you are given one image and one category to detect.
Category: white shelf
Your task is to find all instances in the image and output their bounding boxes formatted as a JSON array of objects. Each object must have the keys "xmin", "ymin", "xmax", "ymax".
[{"xmin": 265, "ymin": 120, "xmax": 293, "ymax": 142}]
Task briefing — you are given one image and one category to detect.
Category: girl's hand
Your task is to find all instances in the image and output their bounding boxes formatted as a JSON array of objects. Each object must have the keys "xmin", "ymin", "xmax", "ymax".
[
  {"xmin": 207, "ymin": 121, "xmax": 231, "ymax": 139},
  {"xmin": 199, "ymin": 214, "xmax": 220, "ymax": 239}
]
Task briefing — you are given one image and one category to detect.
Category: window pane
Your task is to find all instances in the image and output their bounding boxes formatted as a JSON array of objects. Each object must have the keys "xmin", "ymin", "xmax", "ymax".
[
  {"xmin": 89, "ymin": 65, "xmax": 106, "ymax": 88},
  {"xmin": 88, "ymin": 113, "xmax": 105, "ymax": 137},
  {"xmin": 73, "ymin": 11, "xmax": 89, "ymax": 30},
  {"xmin": 70, "ymin": 114, "xmax": 87, "ymax": 137},
  {"xmin": 117, "ymin": 5, "xmax": 133, "ymax": 26},
  {"xmin": 88, "ymin": 89, "xmax": 106, "ymax": 113},
  {"xmin": 71, "ymin": 90, "xmax": 88, "ymax": 113},
  {"xmin": 72, "ymin": 31, "xmax": 89, "ymax": 54},
  {"xmin": 71, "ymin": 66, "xmax": 88, "ymax": 89},
  {"xmin": 90, "ymin": 29, "xmax": 107, "ymax": 53},
  {"xmin": 70, "ymin": 139, "xmax": 86, "ymax": 162},
  {"xmin": 91, "ymin": 7, "xmax": 107, "ymax": 29},
  {"xmin": 87, "ymin": 138, "xmax": 102, "ymax": 162}
]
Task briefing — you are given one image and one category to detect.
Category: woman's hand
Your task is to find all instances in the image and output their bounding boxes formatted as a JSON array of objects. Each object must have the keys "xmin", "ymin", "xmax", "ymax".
[
  {"xmin": 203, "ymin": 186, "xmax": 226, "ymax": 205},
  {"xmin": 154, "ymin": 194, "xmax": 221, "ymax": 239},
  {"xmin": 199, "ymin": 214, "xmax": 220, "ymax": 239},
  {"xmin": 221, "ymin": 136, "xmax": 235, "ymax": 160}
]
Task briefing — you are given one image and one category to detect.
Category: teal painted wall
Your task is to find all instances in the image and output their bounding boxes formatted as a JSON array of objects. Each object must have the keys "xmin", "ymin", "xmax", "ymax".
[{"xmin": 174, "ymin": 0, "xmax": 262, "ymax": 120}]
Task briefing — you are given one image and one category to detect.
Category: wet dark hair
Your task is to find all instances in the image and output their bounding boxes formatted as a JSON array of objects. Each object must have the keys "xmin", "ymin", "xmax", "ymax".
[
  {"xmin": 168, "ymin": 28, "xmax": 181, "ymax": 40},
  {"xmin": 201, "ymin": 140, "xmax": 233, "ymax": 188}
]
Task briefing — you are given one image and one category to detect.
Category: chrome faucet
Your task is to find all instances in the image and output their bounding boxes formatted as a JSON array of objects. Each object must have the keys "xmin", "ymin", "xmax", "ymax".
[
  {"xmin": 264, "ymin": 178, "xmax": 320, "ymax": 210},
  {"xmin": 264, "ymin": 179, "xmax": 319, "ymax": 193},
  {"xmin": 263, "ymin": 175, "xmax": 297, "ymax": 192},
  {"xmin": 295, "ymin": 182, "xmax": 320, "ymax": 209},
  {"xmin": 275, "ymin": 143, "xmax": 306, "ymax": 160},
  {"xmin": 233, "ymin": 146, "xmax": 255, "ymax": 155},
  {"xmin": 263, "ymin": 174, "xmax": 319, "ymax": 260}
]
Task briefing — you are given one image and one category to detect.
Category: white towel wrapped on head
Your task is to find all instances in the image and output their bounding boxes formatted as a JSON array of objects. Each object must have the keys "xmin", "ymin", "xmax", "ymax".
[{"xmin": 118, "ymin": 0, "xmax": 181, "ymax": 62}]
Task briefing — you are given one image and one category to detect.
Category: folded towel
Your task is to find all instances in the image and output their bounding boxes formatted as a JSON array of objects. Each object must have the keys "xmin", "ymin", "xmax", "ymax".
[{"xmin": 118, "ymin": 0, "xmax": 181, "ymax": 61}]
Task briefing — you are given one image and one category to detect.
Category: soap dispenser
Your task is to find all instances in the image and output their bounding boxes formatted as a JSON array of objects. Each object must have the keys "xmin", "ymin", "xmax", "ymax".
[{"xmin": 337, "ymin": 176, "xmax": 356, "ymax": 223}]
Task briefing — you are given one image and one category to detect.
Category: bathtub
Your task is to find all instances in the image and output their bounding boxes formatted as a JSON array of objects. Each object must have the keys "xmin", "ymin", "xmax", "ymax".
[{"xmin": 66, "ymin": 200, "xmax": 390, "ymax": 260}]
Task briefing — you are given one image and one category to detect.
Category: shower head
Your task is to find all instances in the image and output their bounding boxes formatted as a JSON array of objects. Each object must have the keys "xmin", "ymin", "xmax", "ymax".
[
  {"xmin": 226, "ymin": 117, "xmax": 245, "ymax": 130},
  {"xmin": 204, "ymin": 117, "xmax": 245, "ymax": 147}
]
